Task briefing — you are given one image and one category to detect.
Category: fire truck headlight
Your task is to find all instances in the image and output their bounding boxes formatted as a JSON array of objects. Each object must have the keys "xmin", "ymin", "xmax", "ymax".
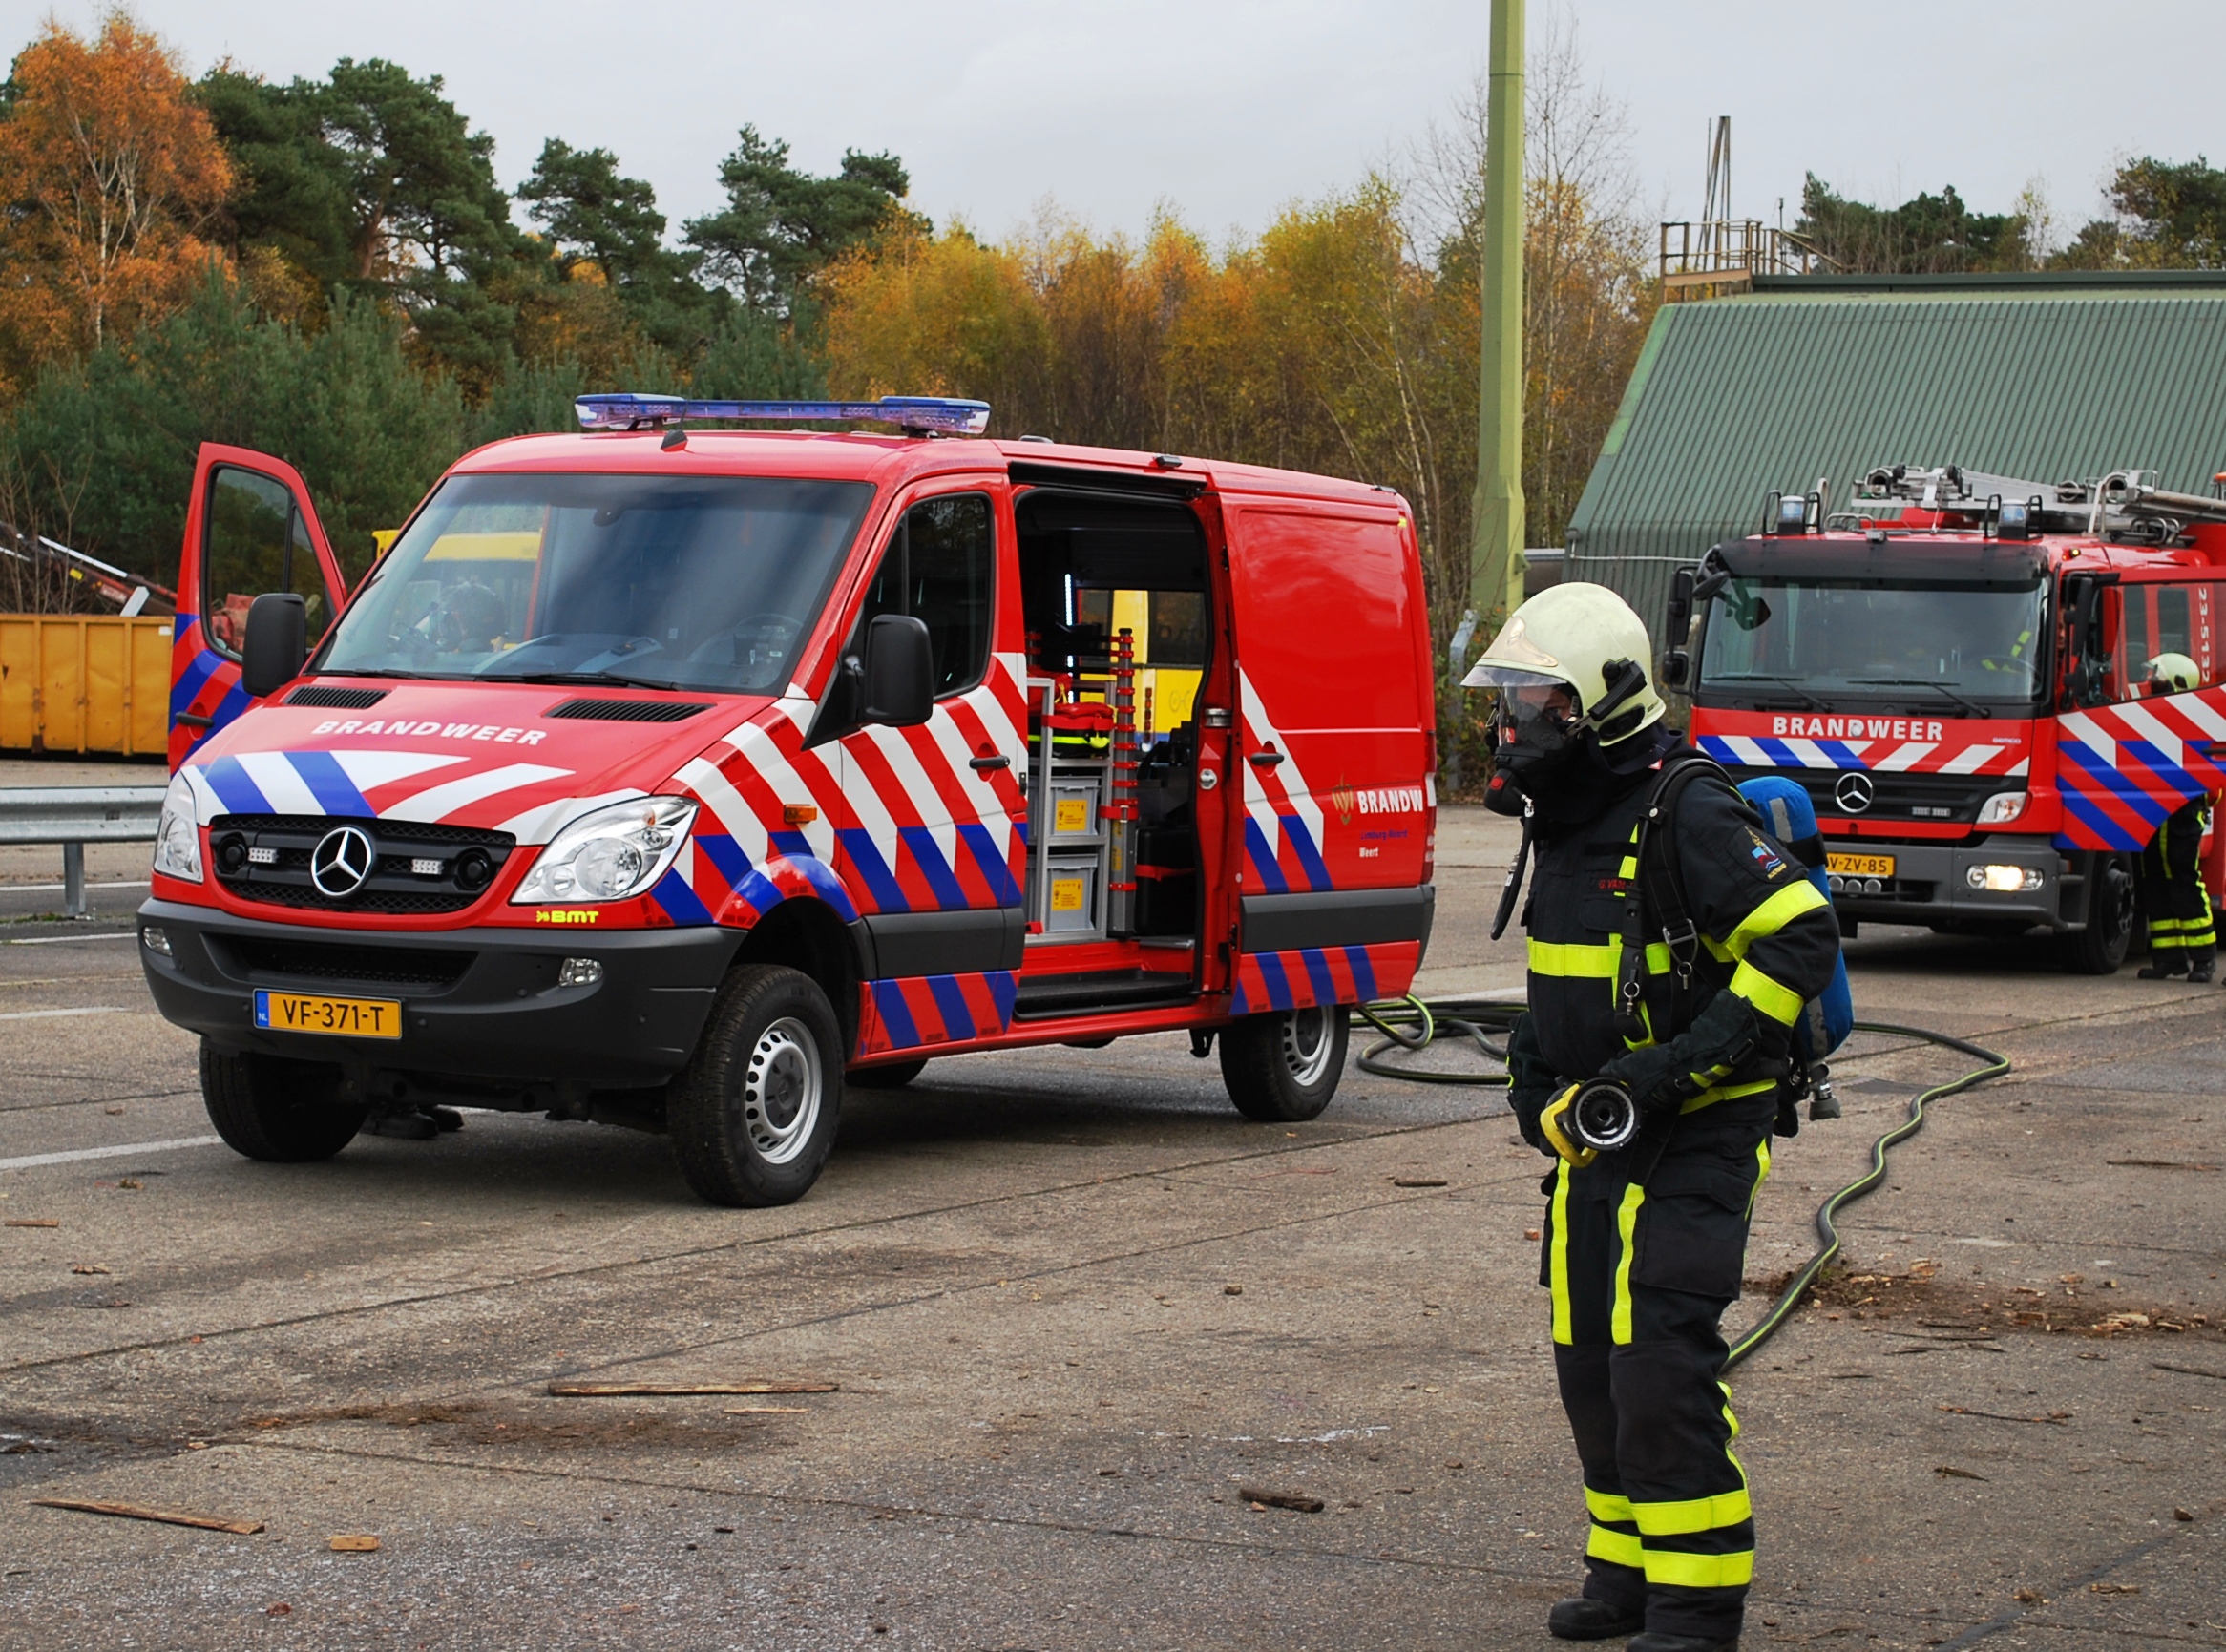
[
  {"xmin": 512, "ymin": 796, "xmax": 698, "ymax": 905},
  {"xmin": 1975, "ymin": 791, "xmax": 2027, "ymax": 826},
  {"xmin": 1967, "ymin": 863, "xmax": 2044, "ymax": 893},
  {"xmin": 152, "ymin": 774, "xmax": 202, "ymax": 883}
]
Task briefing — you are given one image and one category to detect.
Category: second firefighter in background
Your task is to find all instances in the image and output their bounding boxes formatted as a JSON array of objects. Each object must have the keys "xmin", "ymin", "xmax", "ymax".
[
  {"xmin": 1464, "ymin": 585, "xmax": 1840, "ymax": 1652},
  {"xmin": 2134, "ymin": 653, "xmax": 2217, "ymax": 984}
]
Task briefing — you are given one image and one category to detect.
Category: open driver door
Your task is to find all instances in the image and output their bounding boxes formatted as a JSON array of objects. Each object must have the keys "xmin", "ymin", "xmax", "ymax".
[{"xmin": 168, "ymin": 445, "xmax": 350, "ymax": 769}]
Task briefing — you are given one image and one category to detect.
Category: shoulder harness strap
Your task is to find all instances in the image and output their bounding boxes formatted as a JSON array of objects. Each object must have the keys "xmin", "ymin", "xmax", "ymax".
[{"xmin": 1613, "ymin": 750, "xmax": 1736, "ymax": 1045}]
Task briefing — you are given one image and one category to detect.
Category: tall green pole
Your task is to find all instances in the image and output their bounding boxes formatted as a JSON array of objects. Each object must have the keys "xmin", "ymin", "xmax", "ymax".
[{"xmin": 1471, "ymin": 0, "xmax": 1525, "ymax": 623}]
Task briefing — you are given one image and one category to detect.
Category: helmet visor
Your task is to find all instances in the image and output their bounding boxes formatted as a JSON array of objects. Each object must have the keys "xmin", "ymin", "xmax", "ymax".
[{"xmin": 1466, "ymin": 664, "xmax": 1584, "ymax": 749}]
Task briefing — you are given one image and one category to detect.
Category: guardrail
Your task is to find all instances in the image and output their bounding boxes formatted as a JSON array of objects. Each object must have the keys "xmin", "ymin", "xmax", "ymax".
[{"xmin": 0, "ymin": 786, "xmax": 165, "ymax": 917}]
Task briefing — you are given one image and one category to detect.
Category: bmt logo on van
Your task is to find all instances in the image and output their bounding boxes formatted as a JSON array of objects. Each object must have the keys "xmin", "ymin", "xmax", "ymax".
[
  {"xmin": 1769, "ymin": 715, "xmax": 1946, "ymax": 742},
  {"xmin": 308, "ymin": 720, "xmax": 550, "ymax": 743},
  {"xmin": 534, "ymin": 910, "xmax": 600, "ymax": 925}
]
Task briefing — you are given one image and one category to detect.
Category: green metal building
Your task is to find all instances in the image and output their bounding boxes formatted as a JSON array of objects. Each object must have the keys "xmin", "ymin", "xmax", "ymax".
[{"xmin": 1564, "ymin": 271, "xmax": 2226, "ymax": 634}]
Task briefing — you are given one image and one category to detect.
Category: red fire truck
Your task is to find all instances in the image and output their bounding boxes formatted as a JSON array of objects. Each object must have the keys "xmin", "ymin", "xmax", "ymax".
[
  {"xmin": 1670, "ymin": 464, "xmax": 2226, "ymax": 972},
  {"xmin": 138, "ymin": 397, "xmax": 1438, "ymax": 1204}
]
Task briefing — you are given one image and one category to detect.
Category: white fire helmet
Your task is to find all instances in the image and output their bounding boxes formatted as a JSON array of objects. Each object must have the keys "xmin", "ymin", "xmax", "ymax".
[{"xmin": 1461, "ymin": 582, "xmax": 1666, "ymax": 747}]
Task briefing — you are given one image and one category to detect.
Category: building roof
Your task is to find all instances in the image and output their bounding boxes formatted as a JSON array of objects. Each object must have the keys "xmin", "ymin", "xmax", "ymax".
[{"xmin": 1564, "ymin": 279, "xmax": 2226, "ymax": 630}]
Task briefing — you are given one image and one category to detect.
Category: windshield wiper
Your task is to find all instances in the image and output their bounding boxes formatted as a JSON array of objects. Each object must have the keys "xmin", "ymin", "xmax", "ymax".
[
  {"xmin": 1706, "ymin": 672, "xmax": 1825, "ymax": 712},
  {"xmin": 1847, "ymin": 678, "xmax": 1992, "ymax": 720},
  {"xmin": 476, "ymin": 667, "xmax": 701, "ymax": 693},
  {"xmin": 310, "ymin": 667, "xmax": 442, "ymax": 680}
]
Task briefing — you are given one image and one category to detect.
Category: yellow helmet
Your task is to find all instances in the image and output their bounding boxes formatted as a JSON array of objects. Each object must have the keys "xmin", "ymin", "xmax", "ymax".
[
  {"xmin": 1461, "ymin": 582, "xmax": 1666, "ymax": 746},
  {"xmin": 2146, "ymin": 652, "xmax": 2200, "ymax": 696}
]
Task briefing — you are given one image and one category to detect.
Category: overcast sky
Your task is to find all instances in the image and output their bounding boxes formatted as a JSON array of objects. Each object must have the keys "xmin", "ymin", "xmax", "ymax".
[{"xmin": 13, "ymin": 1, "xmax": 2223, "ymax": 251}]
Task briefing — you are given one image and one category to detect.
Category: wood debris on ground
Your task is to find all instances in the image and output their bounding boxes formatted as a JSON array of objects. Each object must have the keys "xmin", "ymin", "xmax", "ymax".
[
  {"xmin": 1237, "ymin": 1486, "xmax": 1324, "ymax": 1513},
  {"xmin": 548, "ymin": 1381, "xmax": 838, "ymax": 1397},
  {"xmin": 31, "ymin": 1497, "xmax": 262, "ymax": 1535}
]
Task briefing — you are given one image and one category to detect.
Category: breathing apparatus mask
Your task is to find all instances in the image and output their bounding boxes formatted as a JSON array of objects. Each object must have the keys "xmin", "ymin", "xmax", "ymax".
[{"xmin": 1474, "ymin": 657, "xmax": 1652, "ymax": 817}]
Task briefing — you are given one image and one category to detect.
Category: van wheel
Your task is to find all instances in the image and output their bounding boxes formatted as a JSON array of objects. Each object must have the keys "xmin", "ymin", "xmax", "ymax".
[
  {"xmin": 849, "ymin": 1057, "xmax": 928, "ymax": 1090},
  {"xmin": 1219, "ymin": 1005, "xmax": 1349, "ymax": 1122},
  {"xmin": 2064, "ymin": 853, "xmax": 2136, "ymax": 974},
  {"xmin": 669, "ymin": 965, "xmax": 843, "ymax": 1206},
  {"xmin": 200, "ymin": 1042, "xmax": 368, "ymax": 1162}
]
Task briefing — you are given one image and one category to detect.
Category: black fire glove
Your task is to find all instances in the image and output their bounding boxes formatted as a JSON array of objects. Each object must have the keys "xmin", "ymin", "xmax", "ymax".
[
  {"xmin": 1504, "ymin": 1011, "xmax": 1561, "ymax": 1158},
  {"xmin": 1598, "ymin": 990, "xmax": 1764, "ymax": 1116}
]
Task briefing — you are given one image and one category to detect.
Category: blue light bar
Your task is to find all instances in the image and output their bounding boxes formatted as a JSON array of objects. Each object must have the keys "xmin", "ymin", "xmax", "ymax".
[{"xmin": 575, "ymin": 392, "xmax": 991, "ymax": 436}]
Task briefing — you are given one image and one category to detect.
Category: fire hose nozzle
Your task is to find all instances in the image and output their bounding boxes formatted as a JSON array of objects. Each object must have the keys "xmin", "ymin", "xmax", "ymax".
[{"xmin": 1568, "ymin": 1077, "xmax": 1639, "ymax": 1153}]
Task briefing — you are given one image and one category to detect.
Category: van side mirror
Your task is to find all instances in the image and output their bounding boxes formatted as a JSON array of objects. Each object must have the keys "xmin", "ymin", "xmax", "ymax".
[
  {"xmin": 1660, "ymin": 649, "xmax": 1690, "ymax": 689},
  {"xmin": 1666, "ymin": 564, "xmax": 1697, "ymax": 630},
  {"xmin": 242, "ymin": 592, "xmax": 307, "ymax": 698},
  {"xmin": 862, "ymin": 614, "xmax": 934, "ymax": 726}
]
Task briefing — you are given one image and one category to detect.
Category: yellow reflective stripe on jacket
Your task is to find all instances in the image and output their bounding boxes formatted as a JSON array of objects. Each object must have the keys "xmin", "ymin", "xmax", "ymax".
[
  {"xmin": 1610, "ymin": 1183, "xmax": 1645, "ymax": 1345},
  {"xmin": 1528, "ymin": 937, "xmax": 1674, "ymax": 979},
  {"xmin": 1729, "ymin": 958, "xmax": 1805, "ymax": 1026},
  {"xmin": 1631, "ymin": 1488, "xmax": 1754, "ymax": 1537},
  {"xmin": 1644, "ymin": 1548, "xmax": 1755, "ymax": 1589},
  {"xmin": 1722, "ymin": 878, "xmax": 1828, "ymax": 959},
  {"xmin": 1587, "ymin": 1524, "xmax": 1645, "ymax": 1568},
  {"xmin": 1678, "ymin": 1077, "xmax": 1778, "ymax": 1113},
  {"xmin": 1586, "ymin": 1486, "xmax": 1636, "ymax": 1524}
]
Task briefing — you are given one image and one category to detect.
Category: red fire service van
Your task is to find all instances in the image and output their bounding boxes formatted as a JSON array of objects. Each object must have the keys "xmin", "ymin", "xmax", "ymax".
[
  {"xmin": 138, "ymin": 397, "xmax": 1438, "ymax": 1204},
  {"xmin": 1670, "ymin": 463, "xmax": 2226, "ymax": 973}
]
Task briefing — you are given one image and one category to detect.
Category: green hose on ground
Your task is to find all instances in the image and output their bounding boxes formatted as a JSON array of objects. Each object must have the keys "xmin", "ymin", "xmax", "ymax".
[{"xmin": 1350, "ymin": 998, "xmax": 2012, "ymax": 1368}]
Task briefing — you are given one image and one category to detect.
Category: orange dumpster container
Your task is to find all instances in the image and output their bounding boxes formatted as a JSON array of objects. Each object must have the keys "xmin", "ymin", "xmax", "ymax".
[{"xmin": 0, "ymin": 613, "xmax": 175, "ymax": 758}]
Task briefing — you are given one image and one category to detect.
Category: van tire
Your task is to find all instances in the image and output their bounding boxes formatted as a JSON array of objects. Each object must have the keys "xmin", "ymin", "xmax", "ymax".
[
  {"xmin": 848, "ymin": 1057, "xmax": 928, "ymax": 1090},
  {"xmin": 2064, "ymin": 852, "xmax": 2136, "ymax": 974},
  {"xmin": 1219, "ymin": 1005, "xmax": 1349, "ymax": 1122},
  {"xmin": 200, "ymin": 1042, "xmax": 368, "ymax": 1162},
  {"xmin": 668, "ymin": 965, "xmax": 843, "ymax": 1206}
]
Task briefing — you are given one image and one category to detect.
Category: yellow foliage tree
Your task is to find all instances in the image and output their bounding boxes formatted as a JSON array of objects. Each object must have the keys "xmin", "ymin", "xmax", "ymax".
[{"xmin": 0, "ymin": 16, "xmax": 233, "ymax": 387}]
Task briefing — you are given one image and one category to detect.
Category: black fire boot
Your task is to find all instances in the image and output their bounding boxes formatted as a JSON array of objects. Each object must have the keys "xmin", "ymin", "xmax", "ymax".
[
  {"xmin": 426, "ymin": 1106, "xmax": 465, "ymax": 1132},
  {"xmin": 2186, "ymin": 952, "xmax": 2216, "ymax": 985},
  {"xmin": 1549, "ymin": 1597, "xmax": 1647, "ymax": 1640},
  {"xmin": 1628, "ymin": 1634, "xmax": 1739, "ymax": 1651},
  {"xmin": 2138, "ymin": 955, "xmax": 2189, "ymax": 980}
]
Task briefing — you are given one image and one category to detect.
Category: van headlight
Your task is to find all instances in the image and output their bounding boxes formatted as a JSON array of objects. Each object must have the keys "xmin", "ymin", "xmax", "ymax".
[
  {"xmin": 511, "ymin": 796, "xmax": 696, "ymax": 905},
  {"xmin": 152, "ymin": 773, "xmax": 202, "ymax": 883}
]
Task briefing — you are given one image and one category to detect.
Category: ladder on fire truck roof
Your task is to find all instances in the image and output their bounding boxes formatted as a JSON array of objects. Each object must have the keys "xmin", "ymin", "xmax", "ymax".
[{"xmin": 1816, "ymin": 464, "xmax": 2226, "ymax": 541}]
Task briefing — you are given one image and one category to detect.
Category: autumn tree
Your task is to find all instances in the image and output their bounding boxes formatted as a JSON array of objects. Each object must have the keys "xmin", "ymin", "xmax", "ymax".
[
  {"xmin": 0, "ymin": 15, "xmax": 233, "ymax": 387},
  {"xmin": 2056, "ymin": 156, "xmax": 2226, "ymax": 269}
]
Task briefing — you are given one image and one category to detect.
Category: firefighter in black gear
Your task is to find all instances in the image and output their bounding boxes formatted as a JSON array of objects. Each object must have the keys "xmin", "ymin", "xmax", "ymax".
[
  {"xmin": 1464, "ymin": 584, "xmax": 1841, "ymax": 1652},
  {"xmin": 2133, "ymin": 654, "xmax": 2217, "ymax": 984}
]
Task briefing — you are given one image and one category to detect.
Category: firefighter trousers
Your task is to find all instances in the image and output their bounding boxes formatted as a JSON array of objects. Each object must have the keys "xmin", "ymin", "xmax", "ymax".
[
  {"xmin": 1539, "ymin": 1110, "xmax": 1774, "ymax": 1642},
  {"xmin": 2138, "ymin": 799, "xmax": 2216, "ymax": 969}
]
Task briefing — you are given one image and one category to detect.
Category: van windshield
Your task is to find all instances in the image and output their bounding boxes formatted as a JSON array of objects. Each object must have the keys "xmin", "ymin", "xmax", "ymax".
[
  {"xmin": 1698, "ymin": 577, "xmax": 2049, "ymax": 710},
  {"xmin": 314, "ymin": 473, "xmax": 875, "ymax": 691}
]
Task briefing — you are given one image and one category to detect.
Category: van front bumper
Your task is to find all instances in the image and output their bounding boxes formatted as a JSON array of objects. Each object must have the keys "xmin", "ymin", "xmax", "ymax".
[
  {"xmin": 1827, "ymin": 838, "xmax": 2068, "ymax": 930},
  {"xmin": 136, "ymin": 898, "xmax": 743, "ymax": 1090}
]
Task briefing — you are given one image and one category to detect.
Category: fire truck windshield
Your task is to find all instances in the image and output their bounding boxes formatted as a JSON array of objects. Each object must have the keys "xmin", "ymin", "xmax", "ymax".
[
  {"xmin": 1697, "ymin": 576, "xmax": 2049, "ymax": 710},
  {"xmin": 314, "ymin": 473, "xmax": 874, "ymax": 691}
]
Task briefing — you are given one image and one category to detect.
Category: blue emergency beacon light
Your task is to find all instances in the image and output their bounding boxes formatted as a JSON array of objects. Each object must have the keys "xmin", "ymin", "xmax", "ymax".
[{"xmin": 575, "ymin": 393, "xmax": 992, "ymax": 436}]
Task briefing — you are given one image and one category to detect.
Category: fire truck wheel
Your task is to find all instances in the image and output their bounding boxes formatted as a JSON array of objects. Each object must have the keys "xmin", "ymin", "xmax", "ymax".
[
  {"xmin": 1219, "ymin": 1005, "xmax": 1350, "ymax": 1122},
  {"xmin": 668, "ymin": 965, "xmax": 843, "ymax": 1206},
  {"xmin": 848, "ymin": 1058, "xmax": 929, "ymax": 1090},
  {"xmin": 200, "ymin": 1042, "xmax": 369, "ymax": 1162},
  {"xmin": 2065, "ymin": 852, "xmax": 2137, "ymax": 974}
]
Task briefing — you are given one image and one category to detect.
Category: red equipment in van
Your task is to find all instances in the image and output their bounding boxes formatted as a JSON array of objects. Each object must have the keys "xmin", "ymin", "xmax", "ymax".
[{"xmin": 140, "ymin": 397, "xmax": 1438, "ymax": 1204}]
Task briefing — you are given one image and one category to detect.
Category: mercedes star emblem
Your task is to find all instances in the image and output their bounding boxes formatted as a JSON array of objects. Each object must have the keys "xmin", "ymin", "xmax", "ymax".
[
  {"xmin": 310, "ymin": 825, "xmax": 376, "ymax": 897},
  {"xmin": 1834, "ymin": 772, "xmax": 1876, "ymax": 814}
]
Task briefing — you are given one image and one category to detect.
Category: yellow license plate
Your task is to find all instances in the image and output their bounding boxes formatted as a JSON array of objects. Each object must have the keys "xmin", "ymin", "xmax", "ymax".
[
  {"xmin": 1826, "ymin": 852, "xmax": 1897, "ymax": 879},
  {"xmin": 1055, "ymin": 798, "xmax": 1090, "ymax": 833},
  {"xmin": 254, "ymin": 990, "xmax": 403, "ymax": 1039},
  {"xmin": 1050, "ymin": 877, "xmax": 1087, "ymax": 912}
]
